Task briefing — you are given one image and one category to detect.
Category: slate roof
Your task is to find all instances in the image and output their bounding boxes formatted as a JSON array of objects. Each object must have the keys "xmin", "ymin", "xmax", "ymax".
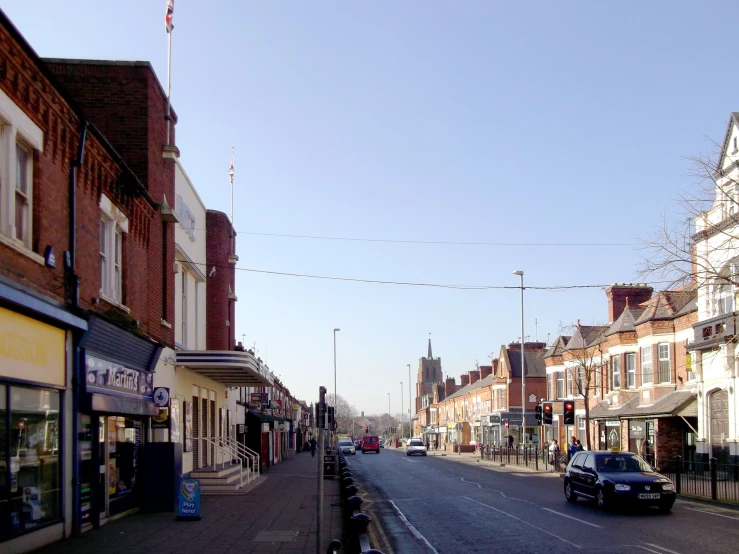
[
  {"xmin": 505, "ymin": 348, "xmax": 547, "ymax": 378},
  {"xmin": 443, "ymin": 373, "xmax": 496, "ymax": 402},
  {"xmin": 605, "ymin": 306, "xmax": 645, "ymax": 336},
  {"xmin": 589, "ymin": 390, "xmax": 696, "ymax": 419},
  {"xmin": 544, "ymin": 336, "xmax": 571, "ymax": 358},
  {"xmin": 565, "ymin": 325, "xmax": 608, "ymax": 350},
  {"xmin": 634, "ymin": 290, "xmax": 697, "ymax": 325}
]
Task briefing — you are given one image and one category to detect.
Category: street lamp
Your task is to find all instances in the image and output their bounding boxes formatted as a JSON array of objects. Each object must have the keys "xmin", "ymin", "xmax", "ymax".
[
  {"xmin": 333, "ymin": 328, "xmax": 340, "ymax": 446},
  {"xmin": 400, "ymin": 381, "xmax": 404, "ymax": 442},
  {"xmin": 513, "ymin": 270, "xmax": 526, "ymax": 445},
  {"xmin": 387, "ymin": 392, "xmax": 391, "ymax": 436},
  {"xmin": 407, "ymin": 363, "xmax": 411, "ymax": 440}
]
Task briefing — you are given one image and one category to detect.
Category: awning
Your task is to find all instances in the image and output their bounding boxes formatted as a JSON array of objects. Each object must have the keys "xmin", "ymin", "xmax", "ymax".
[
  {"xmin": 176, "ymin": 350, "xmax": 274, "ymax": 386},
  {"xmin": 247, "ymin": 410, "xmax": 274, "ymax": 423},
  {"xmin": 590, "ymin": 391, "xmax": 697, "ymax": 420}
]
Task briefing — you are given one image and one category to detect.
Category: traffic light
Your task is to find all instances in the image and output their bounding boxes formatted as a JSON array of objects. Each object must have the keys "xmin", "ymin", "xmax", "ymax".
[
  {"xmin": 563, "ymin": 400, "xmax": 575, "ymax": 426},
  {"xmin": 535, "ymin": 404, "xmax": 542, "ymax": 425},
  {"xmin": 327, "ymin": 406, "xmax": 335, "ymax": 428},
  {"xmin": 365, "ymin": 426, "xmax": 369, "ymax": 434},
  {"xmin": 504, "ymin": 419, "xmax": 509, "ymax": 430},
  {"xmin": 543, "ymin": 402, "xmax": 553, "ymax": 425}
]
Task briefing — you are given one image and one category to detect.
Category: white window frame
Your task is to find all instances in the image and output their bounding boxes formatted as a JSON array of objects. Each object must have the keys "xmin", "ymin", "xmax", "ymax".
[
  {"xmin": 658, "ymin": 343, "xmax": 670, "ymax": 383},
  {"xmin": 99, "ymin": 194, "xmax": 129, "ymax": 310},
  {"xmin": 612, "ymin": 355, "xmax": 621, "ymax": 390},
  {"xmin": 556, "ymin": 371, "xmax": 564, "ymax": 399},
  {"xmin": 626, "ymin": 353, "xmax": 636, "ymax": 389},
  {"xmin": 0, "ymin": 91, "xmax": 44, "ymax": 261},
  {"xmin": 181, "ymin": 270, "xmax": 188, "ymax": 348},
  {"xmin": 641, "ymin": 346, "xmax": 653, "ymax": 385},
  {"xmin": 14, "ymin": 141, "xmax": 32, "ymax": 247}
]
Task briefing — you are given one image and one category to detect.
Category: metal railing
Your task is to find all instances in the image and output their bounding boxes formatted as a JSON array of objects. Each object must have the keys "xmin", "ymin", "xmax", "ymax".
[
  {"xmin": 195, "ymin": 436, "xmax": 245, "ymax": 488},
  {"xmin": 661, "ymin": 456, "xmax": 739, "ymax": 503},
  {"xmin": 222, "ymin": 436, "xmax": 261, "ymax": 480},
  {"xmin": 481, "ymin": 444, "xmax": 563, "ymax": 472}
]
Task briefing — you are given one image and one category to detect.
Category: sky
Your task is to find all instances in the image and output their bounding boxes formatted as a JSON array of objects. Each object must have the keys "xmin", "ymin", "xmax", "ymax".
[{"xmin": 5, "ymin": 1, "xmax": 738, "ymax": 415}]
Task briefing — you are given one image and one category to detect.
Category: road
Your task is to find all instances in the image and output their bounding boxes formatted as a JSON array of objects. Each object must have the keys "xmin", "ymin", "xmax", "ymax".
[{"xmin": 347, "ymin": 448, "xmax": 739, "ymax": 554}]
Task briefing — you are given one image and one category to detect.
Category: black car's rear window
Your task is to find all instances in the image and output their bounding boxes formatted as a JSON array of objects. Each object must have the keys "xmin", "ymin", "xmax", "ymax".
[{"xmin": 596, "ymin": 454, "xmax": 652, "ymax": 472}]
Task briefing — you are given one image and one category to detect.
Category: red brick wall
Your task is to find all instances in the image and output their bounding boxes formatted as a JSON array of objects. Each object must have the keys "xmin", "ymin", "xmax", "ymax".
[
  {"xmin": 44, "ymin": 59, "xmax": 175, "ymax": 347},
  {"xmin": 206, "ymin": 210, "xmax": 236, "ymax": 351}
]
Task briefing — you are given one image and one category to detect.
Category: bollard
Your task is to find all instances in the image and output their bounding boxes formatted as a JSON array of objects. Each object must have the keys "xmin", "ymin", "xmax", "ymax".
[
  {"xmin": 710, "ymin": 457, "xmax": 718, "ymax": 500},
  {"xmin": 350, "ymin": 512, "xmax": 372, "ymax": 534},
  {"xmin": 341, "ymin": 477, "xmax": 354, "ymax": 488},
  {"xmin": 674, "ymin": 455, "xmax": 682, "ymax": 494},
  {"xmin": 344, "ymin": 494, "xmax": 363, "ymax": 522},
  {"xmin": 342, "ymin": 485, "xmax": 359, "ymax": 502},
  {"xmin": 326, "ymin": 538, "xmax": 342, "ymax": 553}
]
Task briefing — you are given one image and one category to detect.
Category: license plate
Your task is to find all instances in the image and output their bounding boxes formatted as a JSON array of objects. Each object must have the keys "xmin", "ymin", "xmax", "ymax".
[{"xmin": 638, "ymin": 493, "xmax": 661, "ymax": 499}]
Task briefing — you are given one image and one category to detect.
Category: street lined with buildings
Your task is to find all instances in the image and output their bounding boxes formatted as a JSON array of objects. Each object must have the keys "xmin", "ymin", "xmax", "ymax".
[{"xmin": 349, "ymin": 448, "xmax": 739, "ymax": 554}]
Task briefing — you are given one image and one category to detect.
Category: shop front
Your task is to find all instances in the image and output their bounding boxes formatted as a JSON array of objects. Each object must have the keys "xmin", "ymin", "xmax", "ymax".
[
  {"xmin": 481, "ymin": 414, "xmax": 501, "ymax": 446},
  {"xmin": 0, "ymin": 282, "xmax": 87, "ymax": 552},
  {"xmin": 77, "ymin": 316, "xmax": 161, "ymax": 531}
]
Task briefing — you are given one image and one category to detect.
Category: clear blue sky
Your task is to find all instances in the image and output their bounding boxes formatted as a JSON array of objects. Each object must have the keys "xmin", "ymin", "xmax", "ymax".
[{"xmin": 6, "ymin": 1, "xmax": 737, "ymax": 414}]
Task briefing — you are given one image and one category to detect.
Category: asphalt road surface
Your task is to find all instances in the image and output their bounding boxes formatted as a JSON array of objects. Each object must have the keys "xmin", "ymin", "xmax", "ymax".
[{"xmin": 348, "ymin": 448, "xmax": 739, "ymax": 554}]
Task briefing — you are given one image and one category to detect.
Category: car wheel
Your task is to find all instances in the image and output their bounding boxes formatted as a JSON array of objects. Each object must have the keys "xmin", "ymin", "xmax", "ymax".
[
  {"xmin": 564, "ymin": 480, "xmax": 577, "ymax": 503},
  {"xmin": 596, "ymin": 488, "xmax": 609, "ymax": 511},
  {"xmin": 423, "ymin": 452, "xmax": 427, "ymax": 456}
]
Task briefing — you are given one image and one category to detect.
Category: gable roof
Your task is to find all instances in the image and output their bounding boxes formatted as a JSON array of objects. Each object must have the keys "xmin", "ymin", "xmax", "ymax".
[
  {"xmin": 443, "ymin": 372, "xmax": 497, "ymax": 402},
  {"xmin": 717, "ymin": 112, "xmax": 739, "ymax": 177},
  {"xmin": 565, "ymin": 325, "xmax": 608, "ymax": 350},
  {"xmin": 544, "ymin": 335, "xmax": 571, "ymax": 358},
  {"xmin": 504, "ymin": 347, "xmax": 547, "ymax": 378},
  {"xmin": 634, "ymin": 290, "xmax": 697, "ymax": 325}
]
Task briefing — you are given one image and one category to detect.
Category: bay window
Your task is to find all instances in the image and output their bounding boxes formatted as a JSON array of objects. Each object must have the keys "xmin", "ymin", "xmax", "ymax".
[
  {"xmin": 626, "ymin": 353, "xmax": 636, "ymax": 388},
  {"xmin": 658, "ymin": 343, "xmax": 670, "ymax": 383},
  {"xmin": 612, "ymin": 355, "xmax": 621, "ymax": 390},
  {"xmin": 641, "ymin": 346, "xmax": 653, "ymax": 385}
]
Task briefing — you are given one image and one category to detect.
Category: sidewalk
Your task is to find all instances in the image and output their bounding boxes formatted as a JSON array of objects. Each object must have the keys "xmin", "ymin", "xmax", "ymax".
[{"xmin": 36, "ymin": 452, "xmax": 342, "ymax": 554}]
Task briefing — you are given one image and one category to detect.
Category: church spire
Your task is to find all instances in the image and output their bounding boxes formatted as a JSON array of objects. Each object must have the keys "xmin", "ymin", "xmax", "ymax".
[{"xmin": 428, "ymin": 333, "xmax": 433, "ymax": 359}]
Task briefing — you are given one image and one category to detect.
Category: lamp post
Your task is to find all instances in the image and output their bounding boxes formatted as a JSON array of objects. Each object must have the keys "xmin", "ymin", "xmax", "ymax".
[
  {"xmin": 400, "ymin": 381, "xmax": 404, "ymax": 442},
  {"xmin": 513, "ymin": 270, "xmax": 526, "ymax": 445},
  {"xmin": 333, "ymin": 328, "xmax": 340, "ymax": 447},
  {"xmin": 407, "ymin": 363, "xmax": 411, "ymax": 440}
]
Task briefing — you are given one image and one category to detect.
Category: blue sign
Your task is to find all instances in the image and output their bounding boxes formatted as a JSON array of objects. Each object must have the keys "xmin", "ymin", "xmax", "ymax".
[{"xmin": 176, "ymin": 479, "xmax": 201, "ymax": 520}]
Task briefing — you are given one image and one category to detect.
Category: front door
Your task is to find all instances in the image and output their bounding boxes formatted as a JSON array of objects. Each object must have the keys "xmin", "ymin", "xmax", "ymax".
[{"xmin": 710, "ymin": 389, "xmax": 730, "ymax": 462}]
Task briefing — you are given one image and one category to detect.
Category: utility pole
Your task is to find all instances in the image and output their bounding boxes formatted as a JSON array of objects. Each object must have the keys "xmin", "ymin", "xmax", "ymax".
[
  {"xmin": 400, "ymin": 381, "xmax": 404, "ymax": 442},
  {"xmin": 407, "ymin": 363, "xmax": 412, "ymax": 440},
  {"xmin": 316, "ymin": 386, "xmax": 327, "ymax": 554}
]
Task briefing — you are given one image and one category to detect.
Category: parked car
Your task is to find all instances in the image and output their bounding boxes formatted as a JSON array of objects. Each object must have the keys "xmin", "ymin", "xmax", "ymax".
[
  {"xmin": 362, "ymin": 435, "xmax": 380, "ymax": 454},
  {"xmin": 355, "ymin": 440, "xmax": 362, "ymax": 451},
  {"xmin": 338, "ymin": 438, "xmax": 356, "ymax": 455},
  {"xmin": 564, "ymin": 451, "xmax": 676, "ymax": 513},
  {"xmin": 406, "ymin": 438, "xmax": 427, "ymax": 456}
]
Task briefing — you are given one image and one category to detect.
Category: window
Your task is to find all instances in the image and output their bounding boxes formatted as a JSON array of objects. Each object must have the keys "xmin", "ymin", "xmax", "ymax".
[
  {"xmin": 194, "ymin": 281, "xmax": 199, "ymax": 349},
  {"xmin": 641, "ymin": 346, "xmax": 653, "ymax": 385},
  {"xmin": 658, "ymin": 343, "xmax": 670, "ymax": 383},
  {"xmin": 577, "ymin": 365, "xmax": 585, "ymax": 395},
  {"xmin": 687, "ymin": 352, "xmax": 697, "ymax": 382},
  {"xmin": 578, "ymin": 416, "xmax": 586, "ymax": 443},
  {"xmin": 547, "ymin": 373, "xmax": 553, "ymax": 400},
  {"xmin": 717, "ymin": 284, "xmax": 734, "ymax": 316},
  {"xmin": 566, "ymin": 370, "xmax": 573, "ymax": 396},
  {"xmin": 99, "ymin": 195, "xmax": 128, "ymax": 306},
  {"xmin": 556, "ymin": 371, "xmax": 564, "ymax": 399},
  {"xmin": 14, "ymin": 143, "xmax": 32, "ymax": 246},
  {"xmin": 181, "ymin": 270, "xmax": 188, "ymax": 348},
  {"xmin": 612, "ymin": 355, "xmax": 621, "ymax": 390},
  {"xmin": 1, "ymin": 386, "xmax": 61, "ymax": 541},
  {"xmin": 626, "ymin": 353, "xmax": 636, "ymax": 388}
]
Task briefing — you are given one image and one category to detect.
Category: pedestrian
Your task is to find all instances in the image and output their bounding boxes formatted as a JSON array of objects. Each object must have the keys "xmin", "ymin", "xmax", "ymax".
[
  {"xmin": 549, "ymin": 439, "xmax": 561, "ymax": 472},
  {"xmin": 310, "ymin": 437, "xmax": 316, "ymax": 457},
  {"xmin": 569, "ymin": 436, "xmax": 578, "ymax": 461},
  {"xmin": 576, "ymin": 439, "xmax": 584, "ymax": 451},
  {"xmin": 507, "ymin": 434, "xmax": 514, "ymax": 449}
]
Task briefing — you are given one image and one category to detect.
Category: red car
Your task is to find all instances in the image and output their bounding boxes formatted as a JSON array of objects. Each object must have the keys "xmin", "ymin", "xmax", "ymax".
[{"xmin": 362, "ymin": 435, "xmax": 380, "ymax": 454}]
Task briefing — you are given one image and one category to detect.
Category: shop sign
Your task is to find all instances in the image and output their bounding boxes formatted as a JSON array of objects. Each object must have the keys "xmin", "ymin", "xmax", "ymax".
[
  {"xmin": 176, "ymin": 479, "xmax": 201, "ymax": 520},
  {"xmin": 152, "ymin": 407, "xmax": 169, "ymax": 429},
  {"xmin": 292, "ymin": 403, "xmax": 300, "ymax": 411},
  {"xmin": 629, "ymin": 422, "xmax": 645, "ymax": 439},
  {"xmin": 0, "ymin": 306, "xmax": 65, "ymax": 387},
  {"xmin": 489, "ymin": 415, "xmax": 501, "ymax": 425},
  {"xmin": 250, "ymin": 392, "xmax": 268, "ymax": 406},
  {"xmin": 606, "ymin": 420, "xmax": 620, "ymax": 427},
  {"xmin": 86, "ymin": 355, "xmax": 153, "ymax": 399}
]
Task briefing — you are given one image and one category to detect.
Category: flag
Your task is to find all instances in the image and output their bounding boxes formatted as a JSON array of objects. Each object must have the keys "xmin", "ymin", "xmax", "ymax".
[
  {"xmin": 165, "ymin": 0, "xmax": 174, "ymax": 33},
  {"xmin": 228, "ymin": 148, "xmax": 235, "ymax": 185}
]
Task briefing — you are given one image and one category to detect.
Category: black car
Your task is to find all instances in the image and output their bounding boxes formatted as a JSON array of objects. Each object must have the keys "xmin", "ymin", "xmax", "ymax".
[{"xmin": 563, "ymin": 451, "xmax": 676, "ymax": 513}]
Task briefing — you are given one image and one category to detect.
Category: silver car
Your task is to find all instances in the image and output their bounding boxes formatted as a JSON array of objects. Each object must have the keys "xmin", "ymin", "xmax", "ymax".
[
  {"xmin": 338, "ymin": 438, "xmax": 356, "ymax": 455},
  {"xmin": 406, "ymin": 438, "xmax": 427, "ymax": 456}
]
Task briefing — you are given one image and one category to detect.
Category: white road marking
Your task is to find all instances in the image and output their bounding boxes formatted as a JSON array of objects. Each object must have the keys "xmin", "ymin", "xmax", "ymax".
[
  {"xmin": 462, "ymin": 496, "xmax": 581, "ymax": 549},
  {"xmin": 388, "ymin": 500, "xmax": 439, "ymax": 554},
  {"xmin": 684, "ymin": 506, "xmax": 739, "ymax": 521},
  {"xmin": 403, "ymin": 458, "xmax": 418, "ymax": 463},
  {"xmin": 644, "ymin": 543, "xmax": 682, "ymax": 554},
  {"xmin": 541, "ymin": 507, "xmax": 602, "ymax": 528},
  {"xmin": 460, "ymin": 477, "xmax": 534, "ymax": 504}
]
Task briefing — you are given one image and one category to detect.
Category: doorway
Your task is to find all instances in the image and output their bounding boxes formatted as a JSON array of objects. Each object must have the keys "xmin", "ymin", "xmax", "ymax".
[
  {"xmin": 710, "ymin": 389, "xmax": 729, "ymax": 463},
  {"xmin": 97, "ymin": 415, "xmax": 143, "ymax": 520}
]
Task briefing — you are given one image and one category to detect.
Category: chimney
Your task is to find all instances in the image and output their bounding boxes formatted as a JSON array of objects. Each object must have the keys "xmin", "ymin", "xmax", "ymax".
[
  {"xmin": 445, "ymin": 377, "xmax": 457, "ymax": 397},
  {"xmin": 469, "ymin": 370, "xmax": 480, "ymax": 384},
  {"xmin": 606, "ymin": 283, "xmax": 653, "ymax": 323},
  {"xmin": 460, "ymin": 374, "xmax": 470, "ymax": 387},
  {"xmin": 480, "ymin": 365, "xmax": 493, "ymax": 379},
  {"xmin": 507, "ymin": 341, "xmax": 547, "ymax": 351}
]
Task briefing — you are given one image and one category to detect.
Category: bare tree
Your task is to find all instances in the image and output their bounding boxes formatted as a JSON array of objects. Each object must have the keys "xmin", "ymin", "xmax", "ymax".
[
  {"xmin": 639, "ymin": 140, "xmax": 739, "ymax": 294},
  {"xmin": 326, "ymin": 393, "xmax": 357, "ymax": 434},
  {"xmin": 563, "ymin": 323, "xmax": 609, "ymax": 451}
]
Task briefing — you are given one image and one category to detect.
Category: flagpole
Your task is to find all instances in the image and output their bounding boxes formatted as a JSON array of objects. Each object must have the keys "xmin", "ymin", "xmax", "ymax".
[
  {"xmin": 230, "ymin": 147, "xmax": 234, "ymax": 224},
  {"xmin": 166, "ymin": 30, "xmax": 172, "ymax": 145}
]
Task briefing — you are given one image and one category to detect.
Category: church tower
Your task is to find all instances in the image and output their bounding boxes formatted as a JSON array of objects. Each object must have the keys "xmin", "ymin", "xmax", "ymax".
[{"xmin": 416, "ymin": 336, "xmax": 443, "ymax": 412}]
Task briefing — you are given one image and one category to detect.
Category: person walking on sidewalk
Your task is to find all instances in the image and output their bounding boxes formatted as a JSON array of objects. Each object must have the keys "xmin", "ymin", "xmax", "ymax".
[
  {"xmin": 569, "ymin": 436, "xmax": 578, "ymax": 462},
  {"xmin": 310, "ymin": 437, "xmax": 317, "ymax": 457},
  {"xmin": 549, "ymin": 439, "xmax": 561, "ymax": 472}
]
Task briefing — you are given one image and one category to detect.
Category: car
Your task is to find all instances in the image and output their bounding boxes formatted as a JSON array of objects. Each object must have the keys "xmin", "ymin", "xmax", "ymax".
[
  {"xmin": 563, "ymin": 451, "xmax": 676, "ymax": 513},
  {"xmin": 406, "ymin": 438, "xmax": 427, "ymax": 456},
  {"xmin": 362, "ymin": 435, "xmax": 380, "ymax": 454},
  {"xmin": 337, "ymin": 438, "xmax": 356, "ymax": 455},
  {"xmin": 355, "ymin": 440, "xmax": 362, "ymax": 451}
]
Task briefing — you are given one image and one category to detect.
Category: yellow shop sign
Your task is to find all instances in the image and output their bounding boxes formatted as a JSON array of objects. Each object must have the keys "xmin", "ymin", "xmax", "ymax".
[{"xmin": 0, "ymin": 306, "xmax": 65, "ymax": 386}]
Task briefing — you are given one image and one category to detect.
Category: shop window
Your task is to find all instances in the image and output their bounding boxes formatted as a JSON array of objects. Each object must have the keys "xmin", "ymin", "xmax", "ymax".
[{"xmin": 0, "ymin": 386, "xmax": 60, "ymax": 540}]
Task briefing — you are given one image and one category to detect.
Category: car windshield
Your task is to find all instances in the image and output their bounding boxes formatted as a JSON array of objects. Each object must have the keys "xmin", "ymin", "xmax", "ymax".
[
  {"xmin": 338, "ymin": 439, "xmax": 352, "ymax": 446},
  {"xmin": 409, "ymin": 440, "xmax": 424, "ymax": 446},
  {"xmin": 596, "ymin": 454, "xmax": 652, "ymax": 473}
]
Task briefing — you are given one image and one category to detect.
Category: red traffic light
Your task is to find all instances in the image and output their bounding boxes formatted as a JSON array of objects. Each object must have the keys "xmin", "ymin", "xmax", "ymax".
[
  {"xmin": 564, "ymin": 401, "xmax": 574, "ymax": 411},
  {"xmin": 543, "ymin": 404, "xmax": 552, "ymax": 413},
  {"xmin": 504, "ymin": 420, "xmax": 509, "ymax": 429}
]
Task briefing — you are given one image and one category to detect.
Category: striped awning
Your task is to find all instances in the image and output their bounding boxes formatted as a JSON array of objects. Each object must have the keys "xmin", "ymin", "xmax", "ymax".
[{"xmin": 176, "ymin": 350, "xmax": 274, "ymax": 386}]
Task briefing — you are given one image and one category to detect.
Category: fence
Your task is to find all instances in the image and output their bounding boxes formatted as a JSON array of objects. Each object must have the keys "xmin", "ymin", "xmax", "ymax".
[
  {"xmin": 660, "ymin": 456, "xmax": 739, "ymax": 503},
  {"xmin": 482, "ymin": 444, "xmax": 560, "ymax": 471}
]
